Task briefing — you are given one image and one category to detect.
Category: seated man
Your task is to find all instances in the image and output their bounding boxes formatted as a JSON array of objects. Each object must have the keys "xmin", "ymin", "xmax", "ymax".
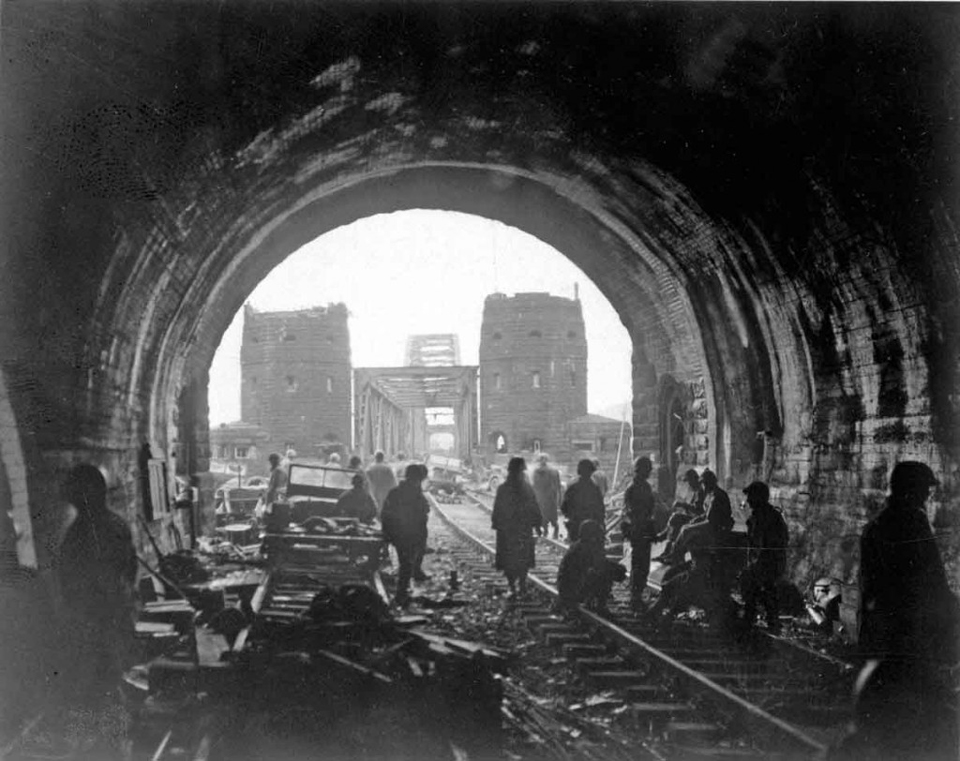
[
  {"xmin": 335, "ymin": 473, "xmax": 378, "ymax": 524},
  {"xmin": 554, "ymin": 520, "xmax": 627, "ymax": 615},
  {"xmin": 654, "ymin": 500, "xmax": 697, "ymax": 560},
  {"xmin": 655, "ymin": 469, "xmax": 732, "ymax": 564}
]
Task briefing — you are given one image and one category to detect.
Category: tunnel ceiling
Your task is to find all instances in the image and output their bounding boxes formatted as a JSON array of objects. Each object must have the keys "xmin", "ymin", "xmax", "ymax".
[{"xmin": 2, "ymin": 2, "xmax": 960, "ymax": 579}]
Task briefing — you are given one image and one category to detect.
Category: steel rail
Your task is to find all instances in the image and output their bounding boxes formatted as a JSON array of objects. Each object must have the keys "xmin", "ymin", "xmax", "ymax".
[
  {"xmin": 464, "ymin": 488, "xmax": 854, "ymax": 669},
  {"xmin": 430, "ymin": 493, "xmax": 828, "ymax": 757}
]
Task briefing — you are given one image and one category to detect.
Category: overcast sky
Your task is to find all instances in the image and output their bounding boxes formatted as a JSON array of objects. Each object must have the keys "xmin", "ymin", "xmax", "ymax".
[{"xmin": 208, "ymin": 210, "xmax": 632, "ymax": 426}]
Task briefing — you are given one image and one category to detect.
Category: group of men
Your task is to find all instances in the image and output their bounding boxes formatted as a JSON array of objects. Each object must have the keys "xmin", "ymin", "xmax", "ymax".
[
  {"xmin": 48, "ymin": 449, "xmax": 957, "ymax": 758},
  {"xmin": 557, "ymin": 455, "xmax": 789, "ymax": 633},
  {"xmin": 527, "ymin": 454, "xmax": 610, "ymax": 541}
]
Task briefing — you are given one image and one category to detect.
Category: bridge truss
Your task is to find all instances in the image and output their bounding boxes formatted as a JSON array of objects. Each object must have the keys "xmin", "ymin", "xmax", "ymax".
[{"xmin": 353, "ymin": 366, "xmax": 478, "ymax": 461}]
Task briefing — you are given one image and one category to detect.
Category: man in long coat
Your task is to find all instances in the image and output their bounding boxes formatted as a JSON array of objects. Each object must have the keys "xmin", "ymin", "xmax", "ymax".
[
  {"xmin": 491, "ymin": 457, "xmax": 543, "ymax": 598},
  {"xmin": 365, "ymin": 450, "xmax": 398, "ymax": 515},
  {"xmin": 531, "ymin": 454, "xmax": 562, "ymax": 539}
]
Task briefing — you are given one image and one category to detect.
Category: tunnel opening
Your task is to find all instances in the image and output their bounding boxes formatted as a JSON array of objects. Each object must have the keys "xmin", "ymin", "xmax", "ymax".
[{"xmin": 205, "ymin": 209, "xmax": 636, "ymax": 497}]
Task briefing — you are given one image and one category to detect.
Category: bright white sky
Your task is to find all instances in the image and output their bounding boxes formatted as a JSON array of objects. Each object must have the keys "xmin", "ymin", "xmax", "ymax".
[{"xmin": 208, "ymin": 210, "xmax": 632, "ymax": 425}]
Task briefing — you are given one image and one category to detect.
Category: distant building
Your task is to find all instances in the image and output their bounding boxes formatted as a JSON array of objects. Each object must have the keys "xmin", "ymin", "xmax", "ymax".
[
  {"xmin": 479, "ymin": 292, "xmax": 588, "ymax": 462},
  {"xmin": 208, "ymin": 421, "xmax": 272, "ymax": 479},
  {"xmin": 566, "ymin": 413, "xmax": 633, "ymax": 487},
  {"xmin": 240, "ymin": 303, "xmax": 352, "ymax": 457}
]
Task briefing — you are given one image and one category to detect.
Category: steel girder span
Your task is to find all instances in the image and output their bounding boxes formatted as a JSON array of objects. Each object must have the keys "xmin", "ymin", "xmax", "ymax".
[{"xmin": 353, "ymin": 367, "xmax": 478, "ymax": 460}]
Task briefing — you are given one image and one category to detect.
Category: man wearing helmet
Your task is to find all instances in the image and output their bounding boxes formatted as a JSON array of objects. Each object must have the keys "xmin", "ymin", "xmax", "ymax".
[
  {"xmin": 833, "ymin": 462, "xmax": 959, "ymax": 760},
  {"xmin": 738, "ymin": 480, "xmax": 788, "ymax": 634},
  {"xmin": 859, "ymin": 461, "xmax": 958, "ymax": 666}
]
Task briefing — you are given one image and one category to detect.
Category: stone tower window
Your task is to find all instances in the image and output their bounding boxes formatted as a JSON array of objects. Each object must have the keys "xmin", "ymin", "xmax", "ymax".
[
  {"xmin": 286, "ymin": 375, "xmax": 298, "ymax": 392},
  {"xmin": 532, "ymin": 371, "xmax": 541, "ymax": 389},
  {"xmin": 494, "ymin": 373, "xmax": 501, "ymax": 390},
  {"xmin": 492, "ymin": 332, "xmax": 502, "ymax": 341},
  {"xmin": 529, "ymin": 330, "xmax": 542, "ymax": 338},
  {"xmin": 570, "ymin": 371, "xmax": 576, "ymax": 387},
  {"xmin": 282, "ymin": 333, "xmax": 297, "ymax": 341},
  {"xmin": 567, "ymin": 330, "xmax": 577, "ymax": 339}
]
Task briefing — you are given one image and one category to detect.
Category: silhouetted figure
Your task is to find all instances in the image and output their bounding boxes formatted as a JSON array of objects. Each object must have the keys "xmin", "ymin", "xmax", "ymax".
[
  {"xmin": 531, "ymin": 453, "xmax": 562, "ymax": 539},
  {"xmin": 58, "ymin": 464, "xmax": 137, "ymax": 712},
  {"xmin": 674, "ymin": 468, "xmax": 705, "ymax": 516},
  {"xmin": 738, "ymin": 481, "xmax": 788, "ymax": 634},
  {"xmin": 834, "ymin": 461, "xmax": 959, "ymax": 761},
  {"xmin": 264, "ymin": 452, "xmax": 287, "ymax": 506},
  {"xmin": 621, "ymin": 457, "xmax": 657, "ymax": 609},
  {"xmin": 336, "ymin": 473, "xmax": 378, "ymax": 524},
  {"xmin": 561, "ymin": 459, "xmax": 605, "ymax": 542},
  {"xmin": 647, "ymin": 552, "xmax": 714, "ymax": 625},
  {"xmin": 491, "ymin": 457, "xmax": 543, "ymax": 598},
  {"xmin": 555, "ymin": 520, "xmax": 626, "ymax": 615},
  {"xmin": 366, "ymin": 450, "xmax": 398, "ymax": 515},
  {"xmin": 381, "ymin": 464, "xmax": 431, "ymax": 605}
]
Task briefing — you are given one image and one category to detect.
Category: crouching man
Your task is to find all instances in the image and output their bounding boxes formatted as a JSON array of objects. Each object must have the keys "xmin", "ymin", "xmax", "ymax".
[{"xmin": 554, "ymin": 520, "xmax": 627, "ymax": 616}]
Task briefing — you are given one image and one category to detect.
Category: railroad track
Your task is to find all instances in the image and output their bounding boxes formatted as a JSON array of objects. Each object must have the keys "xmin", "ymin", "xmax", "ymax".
[{"xmin": 429, "ymin": 489, "xmax": 858, "ymax": 759}]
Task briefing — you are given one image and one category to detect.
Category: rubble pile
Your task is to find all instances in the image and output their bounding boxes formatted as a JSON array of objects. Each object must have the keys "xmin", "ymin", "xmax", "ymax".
[{"xmin": 216, "ymin": 583, "xmax": 509, "ymax": 760}]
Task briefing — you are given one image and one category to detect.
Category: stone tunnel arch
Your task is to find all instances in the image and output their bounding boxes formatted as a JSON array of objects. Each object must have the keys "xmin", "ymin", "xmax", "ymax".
[
  {"xmin": 4, "ymin": 4, "xmax": 958, "ymax": 591},
  {"xmin": 96, "ymin": 162, "xmax": 759, "ymax": 505}
]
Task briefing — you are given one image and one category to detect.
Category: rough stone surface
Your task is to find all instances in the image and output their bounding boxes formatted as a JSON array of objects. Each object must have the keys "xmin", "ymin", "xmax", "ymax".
[
  {"xmin": 240, "ymin": 304, "xmax": 352, "ymax": 456},
  {"xmin": 480, "ymin": 293, "xmax": 588, "ymax": 462}
]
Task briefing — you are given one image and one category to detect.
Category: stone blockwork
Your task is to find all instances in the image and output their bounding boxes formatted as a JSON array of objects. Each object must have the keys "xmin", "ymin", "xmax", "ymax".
[
  {"xmin": 1, "ymin": 3, "xmax": 959, "ymax": 599},
  {"xmin": 479, "ymin": 293, "xmax": 588, "ymax": 463},
  {"xmin": 240, "ymin": 304, "xmax": 352, "ymax": 456}
]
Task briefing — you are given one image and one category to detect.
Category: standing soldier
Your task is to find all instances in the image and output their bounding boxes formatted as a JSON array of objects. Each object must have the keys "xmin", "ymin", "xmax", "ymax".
[
  {"xmin": 58, "ymin": 465, "xmax": 138, "ymax": 723},
  {"xmin": 491, "ymin": 458, "xmax": 543, "ymax": 599},
  {"xmin": 560, "ymin": 459, "xmax": 605, "ymax": 542},
  {"xmin": 835, "ymin": 461, "xmax": 960, "ymax": 760},
  {"xmin": 380, "ymin": 464, "xmax": 431, "ymax": 605},
  {"xmin": 621, "ymin": 457, "xmax": 657, "ymax": 611},
  {"xmin": 531, "ymin": 454, "xmax": 562, "ymax": 539},
  {"xmin": 366, "ymin": 450, "xmax": 399, "ymax": 515},
  {"xmin": 739, "ymin": 481, "xmax": 788, "ymax": 634}
]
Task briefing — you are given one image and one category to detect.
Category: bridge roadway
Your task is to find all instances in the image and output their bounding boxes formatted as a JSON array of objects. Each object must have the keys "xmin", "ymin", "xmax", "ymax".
[{"xmin": 429, "ymin": 490, "xmax": 859, "ymax": 758}]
